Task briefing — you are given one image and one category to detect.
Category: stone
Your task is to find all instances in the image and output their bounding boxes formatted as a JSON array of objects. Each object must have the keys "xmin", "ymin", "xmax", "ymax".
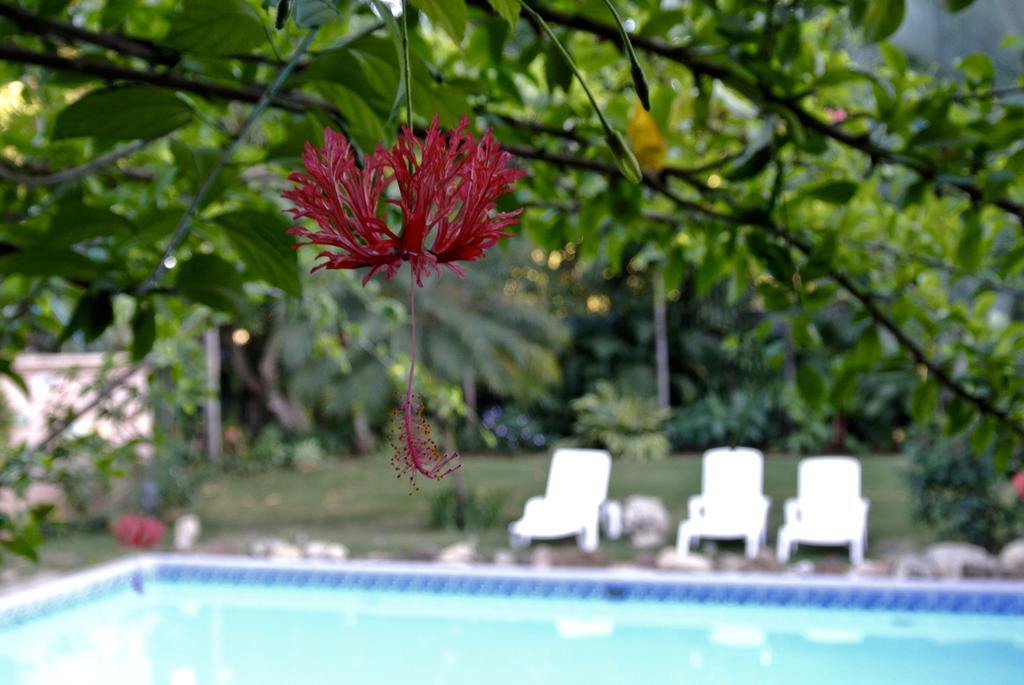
[
  {"xmin": 892, "ymin": 554, "xmax": 935, "ymax": 579},
  {"xmin": 622, "ymin": 496, "xmax": 671, "ymax": 549},
  {"xmin": 924, "ymin": 542, "xmax": 998, "ymax": 579},
  {"xmin": 745, "ymin": 550, "xmax": 784, "ymax": 573},
  {"xmin": 492, "ymin": 550, "xmax": 517, "ymax": 567},
  {"xmin": 849, "ymin": 559, "xmax": 893, "ymax": 577},
  {"xmin": 303, "ymin": 540, "xmax": 348, "ymax": 561},
  {"xmin": 530, "ymin": 545, "xmax": 554, "ymax": 568},
  {"xmin": 998, "ymin": 539, "xmax": 1024, "ymax": 577},
  {"xmin": 248, "ymin": 537, "xmax": 302, "ymax": 560},
  {"xmin": 437, "ymin": 540, "xmax": 476, "ymax": 564},
  {"xmin": 785, "ymin": 560, "xmax": 816, "ymax": 575},
  {"xmin": 410, "ymin": 545, "xmax": 441, "ymax": 562},
  {"xmin": 172, "ymin": 514, "xmax": 201, "ymax": 552},
  {"xmin": 813, "ymin": 557, "xmax": 848, "ymax": 575},
  {"xmin": 655, "ymin": 547, "xmax": 713, "ymax": 572},
  {"xmin": 715, "ymin": 553, "xmax": 748, "ymax": 572}
]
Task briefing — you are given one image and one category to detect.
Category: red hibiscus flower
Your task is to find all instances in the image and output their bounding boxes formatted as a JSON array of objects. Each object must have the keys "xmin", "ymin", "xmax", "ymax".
[
  {"xmin": 283, "ymin": 115, "xmax": 524, "ymax": 286},
  {"xmin": 1012, "ymin": 471, "xmax": 1024, "ymax": 501},
  {"xmin": 111, "ymin": 514, "xmax": 165, "ymax": 549},
  {"xmin": 283, "ymin": 115, "xmax": 525, "ymax": 487}
]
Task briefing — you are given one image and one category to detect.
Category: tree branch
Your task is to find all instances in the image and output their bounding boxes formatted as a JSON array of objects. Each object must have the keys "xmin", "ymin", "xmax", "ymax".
[
  {"xmin": 136, "ymin": 29, "xmax": 321, "ymax": 295},
  {"xmin": 0, "ymin": 1, "xmax": 178, "ymax": 65},
  {"xmin": 0, "ymin": 44, "xmax": 340, "ymax": 118},
  {"xmin": 0, "ymin": 139, "xmax": 152, "ymax": 188},
  {"xmin": 471, "ymin": 0, "xmax": 1024, "ymax": 228}
]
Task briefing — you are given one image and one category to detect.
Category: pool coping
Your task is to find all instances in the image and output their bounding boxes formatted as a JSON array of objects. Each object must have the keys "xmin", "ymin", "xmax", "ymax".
[{"xmin": 2, "ymin": 553, "xmax": 1024, "ymax": 630}]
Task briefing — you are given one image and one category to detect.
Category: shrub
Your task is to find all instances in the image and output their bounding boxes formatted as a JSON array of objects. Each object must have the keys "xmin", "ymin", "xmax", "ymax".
[
  {"xmin": 906, "ymin": 429, "xmax": 1024, "ymax": 551},
  {"xmin": 291, "ymin": 437, "xmax": 326, "ymax": 472},
  {"xmin": 428, "ymin": 487, "xmax": 505, "ymax": 530},
  {"xmin": 569, "ymin": 382, "xmax": 670, "ymax": 461},
  {"xmin": 666, "ymin": 391, "xmax": 780, "ymax": 450},
  {"xmin": 222, "ymin": 425, "xmax": 288, "ymax": 474}
]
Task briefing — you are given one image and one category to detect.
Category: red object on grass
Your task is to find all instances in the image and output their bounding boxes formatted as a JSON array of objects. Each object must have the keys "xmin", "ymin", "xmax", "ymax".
[
  {"xmin": 111, "ymin": 514, "xmax": 165, "ymax": 548},
  {"xmin": 283, "ymin": 115, "xmax": 524, "ymax": 487},
  {"xmin": 1012, "ymin": 471, "xmax": 1024, "ymax": 501}
]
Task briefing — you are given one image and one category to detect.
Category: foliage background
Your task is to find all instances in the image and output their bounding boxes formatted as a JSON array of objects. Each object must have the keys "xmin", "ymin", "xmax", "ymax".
[{"xmin": 1, "ymin": 0, "xmax": 1023, "ymax": 556}]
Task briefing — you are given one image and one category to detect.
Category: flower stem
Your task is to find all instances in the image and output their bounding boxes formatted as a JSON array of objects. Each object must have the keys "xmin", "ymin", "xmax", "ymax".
[
  {"xmin": 598, "ymin": 0, "xmax": 649, "ymax": 110},
  {"xmin": 406, "ymin": 268, "xmax": 417, "ymax": 408},
  {"xmin": 519, "ymin": 0, "xmax": 613, "ymax": 138},
  {"xmin": 401, "ymin": 0, "xmax": 413, "ymax": 128}
]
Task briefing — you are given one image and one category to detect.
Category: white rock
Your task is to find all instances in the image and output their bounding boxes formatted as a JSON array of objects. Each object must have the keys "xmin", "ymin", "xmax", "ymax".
[
  {"xmin": 492, "ymin": 550, "xmax": 517, "ymax": 567},
  {"xmin": 303, "ymin": 540, "xmax": 348, "ymax": 561},
  {"xmin": 998, "ymin": 539, "xmax": 1024, "ymax": 577},
  {"xmin": 530, "ymin": 545, "xmax": 554, "ymax": 568},
  {"xmin": 270, "ymin": 541, "xmax": 303, "ymax": 560},
  {"xmin": 437, "ymin": 540, "xmax": 476, "ymax": 564},
  {"xmin": 924, "ymin": 542, "xmax": 998, "ymax": 579},
  {"xmin": 172, "ymin": 514, "xmax": 201, "ymax": 552},
  {"xmin": 893, "ymin": 554, "xmax": 935, "ymax": 579},
  {"xmin": 249, "ymin": 537, "xmax": 302, "ymax": 560},
  {"xmin": 622, "ymin": 496, "xmax": 671, "ymax": 549},
  {"xmin": 786, "ymin": 560, "xmax": 816, "ymax": 576},
  {"xmin": 655, "ymin": 547, "xmax": 713, "ymax": 572}
]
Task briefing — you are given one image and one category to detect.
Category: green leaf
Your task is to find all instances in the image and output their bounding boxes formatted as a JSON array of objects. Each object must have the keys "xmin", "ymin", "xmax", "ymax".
[
  {"xmin": 61, "ymin": 291, "xmax": 114, "ymax": 344},
  {"xmin": 1, "ymin": 537, "xmax": 38, "ymax": 562},
  {"xmin": 796, "ymin": 364, "xmax": 827, "ymax": 409},
  {"xmin": 727, "ymin": 126, "xmax": 774, "ymax": 180},
  {"xmin": 170, "ymin": 140, "xmax": 232, "ymax": 207},
  {"xmin": 0, "ymin": 358, "xmax": 28, "ymax": 396},
  {"xmin": 878, "ymin": 42, "xmax": 908, "ymax": 75},
  {"xmin": 332, "ymin": 85, "xmax": 387, "ymax": 151},
  {"xmin": 970, "ymin": 418, "xmax": 995, "ymax": 455},
  {"xmin": 0, "ymin": 248, "xmax": 104, "ymax": 281},
  {"xmin": 46, "ymin": 195, "xmax": 135, "ymax": 246},
  {"xmin": 131, "ymin": 302, "xmax": 157, "ymax": 362},
  {"xmin": 100, "ymin": 0, "xmax": 138, "ymax": 29},
  {"xmin": 292, "ymin": 0, "xmax": 343, "ymax": 27},
  {"xmin": 165, "ymin": 0, "xmax": 266, "ymax": 56},
  {"xmin": 958, "ymin": 53, "xmax": 994, "ymax": 86},
  {"xmin": 214, "ymin": 209, "xmax": 301, "ymax": 295},
  {"xmin": 945, "ymin": 398, "xmax": 973, "ymax": 436},
  {"xmin": 544, "ymin": 41, "xmax": 573, "ymax": 94},
  {"xmin": 862, "ymin": 0, "xmax": 905, "ymax": 43},
  {"xmin": 486, "ymin": 0, "xmax": 520, "ymax": 28},
  {"xmin": 955, "ymin": 211, "xmax": 984, "ymax": 272},
  {"xmin": 412, "ymin": 0, "xmax": 467, "ymax": 43},
  {"xmin": 943, "ymin": 0, "xmax": 976, "ymax": 12},
  {"xmin": 53, "ymin": 86, "xmax": 193, "ymax": 141},
  {"xmin": 910, "ymin": 379, "xmax": 938, "ymax": 423},
  {"xmin": 802, "ymin": 180, "xmax": 859, "ymax": 204},
  {"xmin": 175, "ymin": 254, "xmax": 247, "ymax": 314}
]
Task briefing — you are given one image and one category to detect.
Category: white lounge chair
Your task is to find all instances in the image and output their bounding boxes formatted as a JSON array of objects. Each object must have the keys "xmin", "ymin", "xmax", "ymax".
[
  {"xmin": 776, "ymin": 456, "xmax": 870, "ymax": 564},
  {"xmin": 676, "ymin": 447, "xmax": 771, "ymax": 559},
  {"xmin": 508, "ymin": 448, "xmax": 612, "ymax": 552}
]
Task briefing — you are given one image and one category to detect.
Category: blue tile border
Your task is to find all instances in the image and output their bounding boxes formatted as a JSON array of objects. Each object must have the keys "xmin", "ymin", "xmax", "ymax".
[
  {"xmin": 2, "ymin": 558, "xmax": 1024, "ymax": 633},
  {"xmin": 148, "ymin": 562, "xmax": 1024, "ymax": 617},
  {"xmin": 0, "ymin": 573, "xmax": 135, "ymax": 631}
]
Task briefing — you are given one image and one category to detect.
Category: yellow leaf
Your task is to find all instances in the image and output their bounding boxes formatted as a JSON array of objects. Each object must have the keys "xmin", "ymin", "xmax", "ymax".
[{"xmin": 627, "ymin": 100, "xmax": 666, "ymax": 171}]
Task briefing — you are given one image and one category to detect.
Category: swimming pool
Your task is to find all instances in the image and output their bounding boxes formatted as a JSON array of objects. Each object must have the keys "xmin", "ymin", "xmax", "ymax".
[{"xmin": 1, "ymin": 555, "xmax": 1022, "ymax": 684}]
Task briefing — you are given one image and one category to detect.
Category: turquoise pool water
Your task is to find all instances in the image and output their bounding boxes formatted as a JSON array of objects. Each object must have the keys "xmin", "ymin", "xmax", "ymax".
[{"xmin": 1, "ymin": 572, "xmax": 1023, "ymax": 685}]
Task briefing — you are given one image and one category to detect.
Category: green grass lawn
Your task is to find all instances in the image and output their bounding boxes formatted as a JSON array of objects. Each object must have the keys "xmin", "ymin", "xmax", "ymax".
[{"xmin": 17, "ymin": 452, "xmax": 930, "ymax": 581}]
